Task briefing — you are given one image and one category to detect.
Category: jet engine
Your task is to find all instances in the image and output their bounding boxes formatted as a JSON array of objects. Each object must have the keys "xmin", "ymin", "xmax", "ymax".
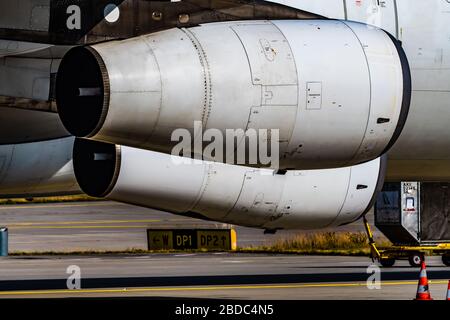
[
  {"xmin": 72, "ymin": 138, "xmax": 386, "ymax": 230},
  {"xmin": 57, "ymin": 19, "xmax": 411, "ymax": 170}
]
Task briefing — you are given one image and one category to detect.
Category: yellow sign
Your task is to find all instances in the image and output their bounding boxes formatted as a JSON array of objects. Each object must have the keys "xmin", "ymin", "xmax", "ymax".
[
  {"xmin": 147, "ymin": 230, "xmax": 173, "ymax": 250},
  {"xmin": 147, "ymin": 229, "xmax": 237, "ymax": 251},
  {"xmin": 197, "ymin": 230, "xmax": 235, "ymax": 250}
]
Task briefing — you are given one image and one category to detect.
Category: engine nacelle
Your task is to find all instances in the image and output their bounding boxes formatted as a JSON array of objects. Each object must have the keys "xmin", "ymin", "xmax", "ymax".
[
  {"xmin": 57, "ymin": 20, "xmax": 410, "ymax": 169},
  {"xmin": 0, "ymin": 137, "xmax": 79, "ymax": 198},
  {"xmin": 73, "ymin": 138, "xmax": 386, "ymax": 230}
]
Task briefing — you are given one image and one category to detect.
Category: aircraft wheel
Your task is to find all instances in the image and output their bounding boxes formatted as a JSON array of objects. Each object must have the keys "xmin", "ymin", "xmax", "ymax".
[
  {"xmin": 380, "ymin": 258, "xmax": 395, "ymax": 268},
  {"xmin": 408, "ymin": 254, "xmax": 424, "ymax": 267}
]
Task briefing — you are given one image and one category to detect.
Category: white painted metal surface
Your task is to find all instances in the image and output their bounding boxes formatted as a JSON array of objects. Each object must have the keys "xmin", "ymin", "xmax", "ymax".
[
  {"xmin": 0, "ymin": 57, "xmax": 59, "ymax": 100},
  {"xmin": 58, "ymin": 20, "xmax": 407, "ymax": 170},
  {"xmin": 0, "ymin": 109, "xmax": 68, "ymax": 144},
  {"xmin": 74, "ymin": 140, "xmax": 383, "ymax": 230},
  {"xmin": 0, "ymin": 137, "xmax": 79, "ymax": 197},
  {"xmin": 274, "ymin": 19, "xmax": 405, "ymax": 168},
  {"xmin": 0, "ymin": 40, "xmax": 51, "ymax": 58},
  {"xmin": 268, "ymin": 0, "xmax": 450, "ymax": 181},
  {"xmin": 273, "ymin": 0, "xmax": 346, "ymax": 20}
]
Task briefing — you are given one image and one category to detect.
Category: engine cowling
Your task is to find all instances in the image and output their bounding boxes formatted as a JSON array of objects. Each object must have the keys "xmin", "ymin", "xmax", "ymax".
[
  {"xmin": 0, "ymin": 137, "xmax": 79, "ymax": 198},
  {"xmin": 57, "ymin": 19, "xmax": 411, "ymax": 170},
  {"xmin": 73, "ymin": 138, "xmax": 386, "ymax": 230}
]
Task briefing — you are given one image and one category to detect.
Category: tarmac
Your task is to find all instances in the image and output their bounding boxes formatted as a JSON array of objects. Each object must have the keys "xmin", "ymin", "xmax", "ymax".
[
  {"xmin": 0, "ymin": 254, "xmax": 449, "ymax": 299},
  {"xmin": 0, "ymin": 201, "xmax": 378, "ymax": 252},
  {"xmin": 0, "ymin": 201, "xmax": 448, "ymax": 300}
]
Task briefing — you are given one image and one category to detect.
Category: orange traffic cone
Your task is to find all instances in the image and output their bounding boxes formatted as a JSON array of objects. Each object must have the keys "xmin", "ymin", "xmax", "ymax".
[
  {"xmin": 415, "ymin": 261, "xmax": 433, "ymax": 300},
  {"xmin": 446, "ymin": 281, "xmax": 450, "ymax": 301}
]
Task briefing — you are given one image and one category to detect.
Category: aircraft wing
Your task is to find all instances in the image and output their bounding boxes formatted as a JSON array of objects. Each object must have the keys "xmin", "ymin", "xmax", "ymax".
[{"xmin": 0, "ymin": 0, "xmax": 321, "ymax": 45}]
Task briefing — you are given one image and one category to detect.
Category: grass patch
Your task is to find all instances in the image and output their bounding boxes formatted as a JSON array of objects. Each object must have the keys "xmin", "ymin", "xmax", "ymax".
[
  {"xmin": 238, "ymin": 248, "xmax": 372, "ymax": 256},
  {"xmin": 8, "ymin": 248, "xmax": 224, "ymax": 256},
  {"xmin": 8, "ymin": 248, "xmax": 372, "ymax": 257},
  {"xmin": 240, "ymin": 232, "xmax": 392, "ymax": 256},
  {"xmin": 0, "ymin": 195, "xmax": 101, "ymax": 205},
  {"xmin": 9, "ymin": 249, "xmax": 154, "ymax": 256}
]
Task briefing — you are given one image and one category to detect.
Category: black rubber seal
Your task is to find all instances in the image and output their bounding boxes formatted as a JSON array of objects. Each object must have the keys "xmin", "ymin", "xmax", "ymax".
[
  {"xmin": 381, "ymin": 31, "xmax": 412, "ymax": 155},
  {"xmin": 340, "ymin": 153, "xmax": 388, "ymax": 226}
]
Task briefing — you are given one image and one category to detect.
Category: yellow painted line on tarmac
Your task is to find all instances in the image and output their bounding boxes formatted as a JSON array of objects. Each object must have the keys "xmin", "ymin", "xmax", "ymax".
[
  {"xmin": 10, "ymin": 225, "xmax": 156, "ymax": 230},
  {"xmin": 6, "ymin": 219, "xmax": 210, "ymax": 229},
  {"xmin": 0, "ymin": 202, "xmax": 115, "ymax": 210},
  {"xmin": 9, "ymin": 222, "xmax": 207, "ymax": 230},
  {"xmin": 8, "ymin": 219, "xmax": 161, "ymax": 226},
  {"xmin": 0, "ymin": 280, "xmax": 448, "ymax": 297}
]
